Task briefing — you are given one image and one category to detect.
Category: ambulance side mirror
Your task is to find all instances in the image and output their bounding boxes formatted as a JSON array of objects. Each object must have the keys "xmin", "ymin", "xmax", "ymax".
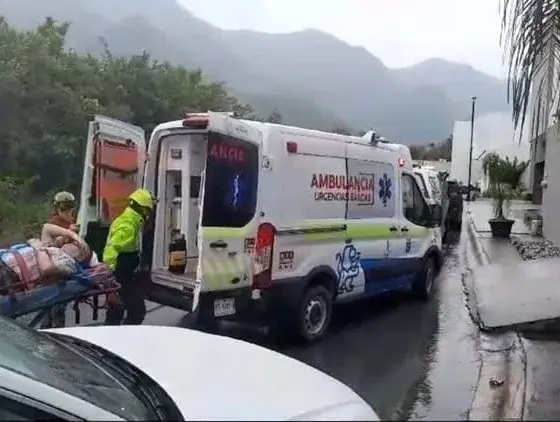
[{"xmin": 428, "ymin": 203, "xmax": 442, "ymax": 227}]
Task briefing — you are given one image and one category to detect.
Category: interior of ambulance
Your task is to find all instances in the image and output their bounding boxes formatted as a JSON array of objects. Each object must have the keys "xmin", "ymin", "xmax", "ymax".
[{"xmin": 147, "ymin": 129, "xmax": 258, "ymax": 282}]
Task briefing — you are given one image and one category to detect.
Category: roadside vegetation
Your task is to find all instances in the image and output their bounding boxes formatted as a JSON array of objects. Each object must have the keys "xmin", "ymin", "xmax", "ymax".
[
  {"xmin": 481, "ymin": 153, "xmax": 530, "ymax": 200},
  {"xmin": 0, "ymin": 17, "xmax": 255, "ymax": 244}
]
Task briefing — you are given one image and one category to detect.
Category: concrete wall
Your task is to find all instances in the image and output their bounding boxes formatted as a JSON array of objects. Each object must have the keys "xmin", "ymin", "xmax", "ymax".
[
  {"xmin": 528, "ymin": 48, "xmax": 559, "ymax": 140},
  {"xmin": 542, "ymin": 123, "xmax": 560, "ymax": 244},
  {"xmin": 527, "ymin": 50, "xmax": 558, "ymax": 204},
  {"xmin": 451, "ymin": 111, "xmax": 530, "ymax": 188}
]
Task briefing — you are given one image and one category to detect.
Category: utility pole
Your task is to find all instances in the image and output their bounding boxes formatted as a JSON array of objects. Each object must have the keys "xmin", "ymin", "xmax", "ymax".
[{"xmin": 467, "ymin": 96, "xmax": 477, "ymax": 202}]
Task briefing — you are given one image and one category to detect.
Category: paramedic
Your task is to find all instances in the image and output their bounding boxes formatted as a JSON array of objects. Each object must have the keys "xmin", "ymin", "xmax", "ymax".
[
  {"xmin": 104, "ymin": 188, "xmax": 155, "ymax": 326},
  {"xmin": 40, "ymin": 191, "xmax": 78, "ymax": 329}
]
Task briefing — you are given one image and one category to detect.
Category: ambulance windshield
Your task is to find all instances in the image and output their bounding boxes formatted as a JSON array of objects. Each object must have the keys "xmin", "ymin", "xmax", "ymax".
[{"xmin": 201, "ymin": 132, "xmax": 258, "ymax": 228}]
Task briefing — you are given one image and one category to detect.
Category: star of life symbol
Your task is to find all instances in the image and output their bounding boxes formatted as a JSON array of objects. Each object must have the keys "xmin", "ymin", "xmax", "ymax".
[{"xmin": 378, "ymin": 173, "xmax": 392, "ymax": 207}]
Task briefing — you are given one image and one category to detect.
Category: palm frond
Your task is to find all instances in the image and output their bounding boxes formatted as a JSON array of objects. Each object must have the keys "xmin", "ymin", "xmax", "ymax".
[{"xmin": 500, "ymin": 0, "xmax": 560, "ymax": 139}]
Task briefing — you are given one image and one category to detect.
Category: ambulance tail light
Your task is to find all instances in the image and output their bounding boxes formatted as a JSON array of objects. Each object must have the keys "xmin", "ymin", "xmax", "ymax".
[{"xmin": 253, "ymin": 222, "xmax": 276, "ymax": 289}]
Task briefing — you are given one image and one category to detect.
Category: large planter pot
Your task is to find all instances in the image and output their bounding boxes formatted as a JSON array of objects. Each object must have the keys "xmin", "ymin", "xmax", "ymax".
[{"xmin": 489, "ymin": 218, "xmax": 514, "ymax": 238}]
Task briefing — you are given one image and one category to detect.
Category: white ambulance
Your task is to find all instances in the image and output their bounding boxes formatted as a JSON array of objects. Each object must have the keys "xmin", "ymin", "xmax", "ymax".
[{"xmin": 78, "ymin": 113, "xmax": 443, "ymax": 342}]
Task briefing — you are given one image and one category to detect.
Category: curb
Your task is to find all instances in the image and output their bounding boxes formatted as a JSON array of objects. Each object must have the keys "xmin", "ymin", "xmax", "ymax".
[
  {"xmin": 463, "ymin": 206, "xmax": 526, "ymax": 421},
  {"xmin": 465, "ymin": 207, "xmax": 490, "ymax": 266},
  {"xmin": 469, "ymin": 333, "xmax": 527, "ymax": 421}
]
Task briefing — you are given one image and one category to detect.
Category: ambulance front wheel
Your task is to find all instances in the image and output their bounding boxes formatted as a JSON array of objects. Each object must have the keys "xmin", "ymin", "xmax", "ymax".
[
  {"xmin": 296, "ymin": 284, "xmax": 333, "ymax": 342},
  {"xmin": 412, "ymin": 257, "xmax": 436, "ymax": 300}
]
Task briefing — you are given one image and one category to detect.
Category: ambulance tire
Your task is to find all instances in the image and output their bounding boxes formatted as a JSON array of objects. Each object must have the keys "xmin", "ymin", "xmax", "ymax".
[
  {"xmin": 412, "ymin": 257, "xmax": 436, "ymax": 300},
  {"xmin": 295, "ymin": 284, "xmax": 333, "ymax": 343}
]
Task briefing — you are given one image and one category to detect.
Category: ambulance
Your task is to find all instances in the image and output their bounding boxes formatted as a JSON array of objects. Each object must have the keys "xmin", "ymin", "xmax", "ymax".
[{"xmin": 77, "ymin": 113, "xmax": 443, "ymax": 342}]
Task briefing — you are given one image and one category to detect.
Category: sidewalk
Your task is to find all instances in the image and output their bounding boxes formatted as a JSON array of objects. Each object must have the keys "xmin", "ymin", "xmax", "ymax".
[
  {"xmin": 467, "ymin": 200, "xmax": 560, "ymax": 333},
  {"xmin": 464, "ymin": 200, "xmax": 560, "ymax": 420},
  {"xmin": 468, "ymin": 199, "xmax": 537, "ymax": 235}
]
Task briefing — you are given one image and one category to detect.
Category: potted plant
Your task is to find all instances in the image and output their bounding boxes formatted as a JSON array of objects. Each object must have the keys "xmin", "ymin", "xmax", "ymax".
[{"xmin": 482, "ymin": 153, "xmax": 528, "ymax": 238}]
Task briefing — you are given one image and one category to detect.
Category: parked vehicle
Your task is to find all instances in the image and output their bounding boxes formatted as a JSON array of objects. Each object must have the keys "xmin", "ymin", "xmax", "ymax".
[
  {"xmin": 0, "ymin": 317, "xmax": 378, "ymax": 420},
  {"xmin": 77, "ymin": 113, "xmax": 443, "ymax": 342},
  {"xmin": 442, "ymin": 179, "xmax": 464, "ymax": 234},
  {"xmin": 413, "ymin": 165, "xmax": 442, "ymax": 204}
]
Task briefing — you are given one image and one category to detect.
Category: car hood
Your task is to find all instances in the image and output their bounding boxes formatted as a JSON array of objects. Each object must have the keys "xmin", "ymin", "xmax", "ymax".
[{"xmin": 47, "ymin": 325, "xmax": 378, "ymax": 421}]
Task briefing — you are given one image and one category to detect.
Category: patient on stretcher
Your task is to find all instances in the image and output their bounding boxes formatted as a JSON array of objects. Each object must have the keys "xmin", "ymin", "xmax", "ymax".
[
  {"xmin": 0, "ymin": 223, "xmax": 101, "ymax": 291},
  {"xmin": 0, "ymin": 223, "xmax": 116, "ymax": 318},
  {"xmin": 39, "ymin": 223, "xmax": 99, "ymax": 266}
]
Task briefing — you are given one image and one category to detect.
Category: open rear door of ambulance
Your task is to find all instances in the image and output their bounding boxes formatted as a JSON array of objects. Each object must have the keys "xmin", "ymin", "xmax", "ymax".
[
  {"xmin": 195, "ymin": 112, "xmax": 262, "ymax": 319},
  {"xmin": 77, "ymin": 115, "xmax": 146, "ymax": 261}
]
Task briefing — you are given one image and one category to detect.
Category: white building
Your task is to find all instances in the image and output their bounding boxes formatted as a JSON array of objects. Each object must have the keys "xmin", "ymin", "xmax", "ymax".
[
  {"xmin": 450, "ymin": 110, "xmax": 530, "ymax": 192},
  {"xmin": 527, "ymin": 49, "xmax": 560, "ymax": 243}
]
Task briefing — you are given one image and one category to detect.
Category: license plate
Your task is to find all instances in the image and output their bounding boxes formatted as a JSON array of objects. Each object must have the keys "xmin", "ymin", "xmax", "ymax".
[{"xmin": 214, "ymin": 298, "xmax": 235, "ymax": 317}]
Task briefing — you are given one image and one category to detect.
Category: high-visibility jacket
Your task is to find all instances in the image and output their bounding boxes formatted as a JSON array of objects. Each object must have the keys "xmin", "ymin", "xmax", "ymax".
[{"xmin": 103, "ymin": 207, "xmax": 143, "ymax": 270}]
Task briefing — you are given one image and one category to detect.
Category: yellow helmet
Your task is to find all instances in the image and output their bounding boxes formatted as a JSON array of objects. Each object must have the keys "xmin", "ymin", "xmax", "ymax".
[{"xmin": 128, "ymin": 189, "xmax": 155, "ymax": 209}]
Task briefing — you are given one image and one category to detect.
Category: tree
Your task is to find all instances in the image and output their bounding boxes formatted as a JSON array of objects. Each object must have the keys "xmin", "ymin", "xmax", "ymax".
[
  {"xmin": 407, "ymin": 136, "xmax": 452, "ymax": 161},
  {"xmin": 0, "ymin": 17, "xmax": 254, "ymax": 240},
  {"xmin": 500, "ymin": 0, "xmax": 560, "ymax": 136},
  {"xmin": 266, "ymin": 109, "xmax": 283, "ymax": 124}
]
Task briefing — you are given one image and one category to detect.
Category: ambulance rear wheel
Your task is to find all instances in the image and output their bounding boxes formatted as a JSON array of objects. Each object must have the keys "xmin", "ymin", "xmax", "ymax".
[{"xmin": 296, "ymin": 285, "xmax": 333, "ymax": 343}]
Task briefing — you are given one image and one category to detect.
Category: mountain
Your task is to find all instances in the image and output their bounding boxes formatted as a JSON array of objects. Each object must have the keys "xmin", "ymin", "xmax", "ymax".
[
  {"xmin": 394, "ymin": 58, "xmax": 508, "ymax": 120},
  {"xmin": 0, "ymin": 0, "xmax": 509, "ymax": 143}
]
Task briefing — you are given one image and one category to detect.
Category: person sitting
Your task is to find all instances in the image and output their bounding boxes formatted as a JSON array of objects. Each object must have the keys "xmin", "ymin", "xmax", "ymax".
[
  {"xmin": 49, "ymin": 191, "xmax": 79, "ymax": 232},
  {"xmin": 39, "ymin": 192, "xmax": 84, "ymax": 330}
]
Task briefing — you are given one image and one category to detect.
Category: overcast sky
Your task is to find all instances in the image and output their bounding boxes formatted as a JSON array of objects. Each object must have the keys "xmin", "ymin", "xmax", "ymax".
[{"xmin": 179, "ymin": 0, "xmax": 505, "ymax": 77}]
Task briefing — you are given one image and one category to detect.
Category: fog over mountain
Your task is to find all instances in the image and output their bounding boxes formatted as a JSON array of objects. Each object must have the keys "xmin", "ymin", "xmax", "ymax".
[{"xmin": 0, "ymin": 0, "xmax": 510, "ymax": 144}]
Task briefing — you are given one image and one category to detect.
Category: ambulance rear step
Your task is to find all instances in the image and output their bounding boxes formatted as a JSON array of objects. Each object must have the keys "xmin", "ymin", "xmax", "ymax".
[{"xmin": 147, "ymin": 268, "xmax": 197, "ymax": 311}]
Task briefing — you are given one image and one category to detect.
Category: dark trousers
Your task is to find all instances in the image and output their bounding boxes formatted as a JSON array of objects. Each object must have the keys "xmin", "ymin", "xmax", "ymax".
[
  {"xmin": 39, "ymin": 304, "xmax": 66, "ymax": 329},
  {"xmin": 104, "ymin": 252, "xmax": 146, "ymax": 325}
]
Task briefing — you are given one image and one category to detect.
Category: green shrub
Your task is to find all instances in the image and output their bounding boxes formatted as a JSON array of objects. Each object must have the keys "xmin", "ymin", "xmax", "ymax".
[{"xmin": 0, "ymin": 177, "xmax": 51, "ymax": 247}]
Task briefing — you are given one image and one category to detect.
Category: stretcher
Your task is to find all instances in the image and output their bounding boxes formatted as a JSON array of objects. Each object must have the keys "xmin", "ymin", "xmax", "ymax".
[{"xmin": 0, "ymin": 266, "xmax": 120, "ymax": 328}]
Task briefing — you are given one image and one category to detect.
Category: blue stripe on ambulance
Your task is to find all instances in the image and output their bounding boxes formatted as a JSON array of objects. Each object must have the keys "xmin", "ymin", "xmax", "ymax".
[{"xmin": 360, "ymin": 258, "xmax": 422, "ymax": 294}]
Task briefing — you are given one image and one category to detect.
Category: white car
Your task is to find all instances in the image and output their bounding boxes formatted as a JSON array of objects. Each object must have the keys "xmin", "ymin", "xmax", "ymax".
[{"xmin": 0, "ymin": 317, "xmax": 378, "ymax": 421}]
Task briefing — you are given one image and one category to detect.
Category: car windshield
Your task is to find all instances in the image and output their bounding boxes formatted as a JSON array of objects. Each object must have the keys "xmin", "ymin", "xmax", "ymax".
[{"xmin": 0, "ymin": 316, "xmax": 153, "ymax": 420}]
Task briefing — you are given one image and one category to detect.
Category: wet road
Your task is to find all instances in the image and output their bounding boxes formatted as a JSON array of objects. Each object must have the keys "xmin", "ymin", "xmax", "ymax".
[
  {"xmin": 279, "ymin": 230, "xmax": 480, "ymax": 420},
  {"xmin": 29, "ymin": 230, "xmax": 481, "ymax": 420}
]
